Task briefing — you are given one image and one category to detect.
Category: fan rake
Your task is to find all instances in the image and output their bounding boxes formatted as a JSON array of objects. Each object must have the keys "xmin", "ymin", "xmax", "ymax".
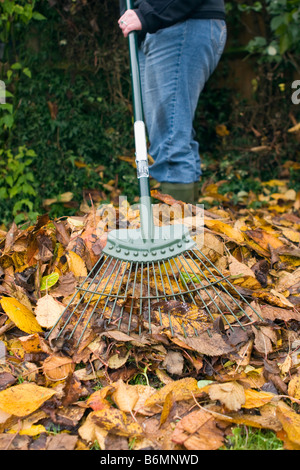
[
  {"xmin": 46, "ymin": 1, "xmax": 263, "ymax": 346},
  {"xmin": 47, "ymin": 241, "xmax": 263, "ymax": 346}
]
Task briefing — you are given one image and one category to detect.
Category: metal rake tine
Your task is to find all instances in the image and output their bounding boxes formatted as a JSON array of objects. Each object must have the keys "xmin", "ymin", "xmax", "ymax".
[
  {"xmin": 179, "ymin": 252, "xmax": 234, "ymax": 330},
  {"xmin": 161, "ymin": 259, "xmax": 184, "ymax": 335},
  {"xmin": 102, "ymin": 260, "xmax": 129, "ymax": 325},
  {"xmin": 46, "ymin": 253, "xmax": 107, "ymax": 338},
  {"xmin": 165, "ymin": 259, "xmax": 186, "ymax": 303},
  {"xmin": 146, "ymin": 262, "xmax": 151, "ymax": 333},
  {"xmin": 191, "ymin": 249, "xmax": 264, "ymax": 322},
  {"xmin": 71, "ymin": 257, "xmax": 121, "ymax": 343},
  {"xmin": 161, "ymin": 260, "xmax": 177, "ymax": 300},
  {"xmin": 171, "ymin": 256, "xmax": 198, "ymax": 306},
  {"xmin": 183, "ymin": 251, "xmax": 246, "ymax": 330},
  {"xmin": 151, "ymin": 261, "xmax": 163, "ymax": 328},
  {"xmin": 117, "ymin": 261, "xmax": 134, "ymax": 330},
  {"xmin": 62, "ymin": 255, "xmax": 116, "ymax": 338},
  {"xmin": 140, "ymin": 262, "xmax": 144, "ymax": 334},
  {"xmin": 177, "ymin": 254, "xmax": 216, "ymax": 323},
  {"xmin": 167, "ymin": 257, "xmax": 200, "ymax": 337},
  {"xmin": 127, "ymin": 261, "xmax": 139, "ymax": 333},
  {"xmin": 157, "ymin": 260, "xmax": 175, "ymax": 336},
  {"xmin": 74, "ymin": 259, "xmax": 125, "ymax": 344}
]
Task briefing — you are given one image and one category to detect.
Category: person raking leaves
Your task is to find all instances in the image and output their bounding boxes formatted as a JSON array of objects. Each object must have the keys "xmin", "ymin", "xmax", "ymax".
[{"xmin": 118, "ymin": 0, "xmax": 227, "ymax": 204}]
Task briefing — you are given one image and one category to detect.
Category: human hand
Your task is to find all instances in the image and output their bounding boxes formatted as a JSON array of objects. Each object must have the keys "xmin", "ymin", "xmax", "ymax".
[{"xmin": 118, "ymin": 9, "xmax": 142, "ymax": 37}]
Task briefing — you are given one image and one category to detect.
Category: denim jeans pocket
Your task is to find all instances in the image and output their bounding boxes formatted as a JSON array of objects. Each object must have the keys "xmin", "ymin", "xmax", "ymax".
[{"xmin": 211, "ymin": 19, "xmax": 227, "ymax": 57}]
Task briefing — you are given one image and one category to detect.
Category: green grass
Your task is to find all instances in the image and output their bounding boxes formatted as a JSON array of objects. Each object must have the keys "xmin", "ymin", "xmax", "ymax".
[{"xmin": 222, "ymin": 426, "xmax": 284, "ymax": 450}]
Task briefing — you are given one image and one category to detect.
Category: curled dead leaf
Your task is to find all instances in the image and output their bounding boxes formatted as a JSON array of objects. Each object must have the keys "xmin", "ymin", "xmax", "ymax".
[{"xmin": 43, "ymin": 354, "xmax": 75, "ymax": 381}]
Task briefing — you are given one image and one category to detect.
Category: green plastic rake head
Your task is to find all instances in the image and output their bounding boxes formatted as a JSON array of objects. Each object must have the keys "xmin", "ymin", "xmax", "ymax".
[{"xmin": 46, "ymin": 0, "xmax": 263, "ymax": 347}]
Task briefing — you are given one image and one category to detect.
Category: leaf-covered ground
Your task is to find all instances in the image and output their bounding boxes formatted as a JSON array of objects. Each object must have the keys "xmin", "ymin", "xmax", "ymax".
[{"xmin": 0, "ymin": 178, "xmax": 300, "ymax": 451}]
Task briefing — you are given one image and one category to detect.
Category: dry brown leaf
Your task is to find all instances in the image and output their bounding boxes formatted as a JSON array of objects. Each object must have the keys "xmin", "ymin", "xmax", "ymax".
[
  {"xmin": 132, "ymin": 385, "xmax": 160, "ymax": 415},
  {"xmin": 111, "ymin": 379, "xmax": 139, "ymax": 413},
  {"xmin": 180, "ymin": 331, "xmax": 234, "ymax": 356},
  {"xmin": 228, "ymin": 255, "xmax": 256, "ymax": 278},
  {"xmin": 162, "ymin": 350, "xmax": 184, "ymax": 376},
  {"xmin": 45, "ymin": 433, "xmax": 78, "ymax": 451},
  {"xmin": 43, "ymin": 354, "xmax": 75, "ymax": 381},
  {"xmin": 259, "ymin": 305, "xmax": 300, "ymax": 322},
  {"xmin": 108, "ymin": 350, "xmax": 130, "ymax": 370},
  {"xmin": 278, "ymin": 354, "xmax": 293, "ymax": 377},
  {"xmin": 219, "ymin": 408, "xmax": 282, "ymax": 431},
  {"xmin": 275, "ymin": 268, "xmax": 300, "ymax": 292},
  {"xmin": 171, "ymin": 408, "xmax": 224, "ymax": 450},
  {"xmin": 245, "ymin": 228, "xmax": 284, "ymax": 252},
  {"xmin": 208, "ymin": 381, "xmax": 245, "ymax": 411},
  {"xmin": 35, "ymin": 294, "xmax": 65, "ymax": 328},
  {"xmin": 252, "ymin": 325, "xmax": 277, "ymax": 355}
]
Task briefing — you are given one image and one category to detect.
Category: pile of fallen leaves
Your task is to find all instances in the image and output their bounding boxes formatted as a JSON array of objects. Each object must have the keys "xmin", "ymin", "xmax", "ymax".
[{"xmin": 0, "ymin": 178, "xmax": 300, "ymax": 451}]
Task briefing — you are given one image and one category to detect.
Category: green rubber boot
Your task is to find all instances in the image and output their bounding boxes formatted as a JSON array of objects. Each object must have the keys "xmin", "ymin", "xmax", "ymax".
[{"xmin": 160, "ymin": 182, "xmax": 197, "ymax": 204}]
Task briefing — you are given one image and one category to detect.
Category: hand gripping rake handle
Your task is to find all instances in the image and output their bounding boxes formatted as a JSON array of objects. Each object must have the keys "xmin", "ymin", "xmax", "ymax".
[{"xmin": 125, "ymin": 0, "xmax": 154, "ymax": 241}]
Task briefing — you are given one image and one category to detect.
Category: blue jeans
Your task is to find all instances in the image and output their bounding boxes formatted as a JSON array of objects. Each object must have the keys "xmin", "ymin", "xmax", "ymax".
[{"xmin": 138, "ymin": 19, "xmax": 227, "ymax": 184}]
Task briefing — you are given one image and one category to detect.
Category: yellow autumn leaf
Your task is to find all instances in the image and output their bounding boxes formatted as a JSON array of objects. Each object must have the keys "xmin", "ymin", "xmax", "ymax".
[
  {"xmin": 243, "ymin": 389, "xmax": 275, "ymax": 409},
  {"xmin": 245, "ymin": 229, "xmax": 284, "ymax": 252},
  {"xmin": 276, "ymin": 401, "xmax": 300, "ymax": 446},
  {"xmin": 92, "ymin": 408, "xmax": 143, "ymax": 437},
  {"xmin": 144, "ymin": 377, "xmax": 201, "ymax": 408},
  {"xmin": 111, "ymin": 379, "xmax": 139, "ymax": 413},
  {"xmin": 205, "ymin": 220, "xmax": 244, "ymax": 243},
  {"xmin": 78, "ymin": 411, "xmax": 108, "ymax": 449},
  {"xmin": 282, "ymin": 228, "xmax": 300, "ymax": 243},
  {"xmin": 288, "ymin": 122, "xmax": 300, "ymax": 133},
  {"xmin": 9, "ymin": 424, "xmax": 47, "ymax": 436},
  {"xmin": 288, "ymin": 375, "xmax": 300, "ymax": 400},
  {"xmin": 66, "ymin": 251, "xmax": 88, "ymax": 278},
  {"xmin": 160, "ymin": 391, "xmax": 174, "ymax": 426},
  {"xmin": 253, "ymin": 290, "xmax": 294, "ymax": 309},
  {"xmin": 0, "ymin": 297, "xmax": 42, "ymax": 334},
  {"xmin": 0, "ymin": 383, "xmax": 56, "ymax": 417},
  {"xmin": 215, "ymin": 124, "xmax": 230, "ymax": 137}
]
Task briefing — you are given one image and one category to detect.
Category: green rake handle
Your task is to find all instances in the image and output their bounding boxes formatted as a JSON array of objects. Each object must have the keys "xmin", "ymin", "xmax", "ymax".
[{"xmin": 125, "ymin": 0, "xmax": 154, "ymax": 241}]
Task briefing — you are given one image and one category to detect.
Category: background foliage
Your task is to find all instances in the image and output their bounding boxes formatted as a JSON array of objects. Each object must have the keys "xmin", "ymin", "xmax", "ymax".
[{"xmin": 0, "ymin": 0, "xmax": 299, "ymax": 225}]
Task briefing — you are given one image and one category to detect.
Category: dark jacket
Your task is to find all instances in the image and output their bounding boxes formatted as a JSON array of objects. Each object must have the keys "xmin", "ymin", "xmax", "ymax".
[{"xmin": 120, "ymin": 0, "xmax": 225, "ymax": 36}]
